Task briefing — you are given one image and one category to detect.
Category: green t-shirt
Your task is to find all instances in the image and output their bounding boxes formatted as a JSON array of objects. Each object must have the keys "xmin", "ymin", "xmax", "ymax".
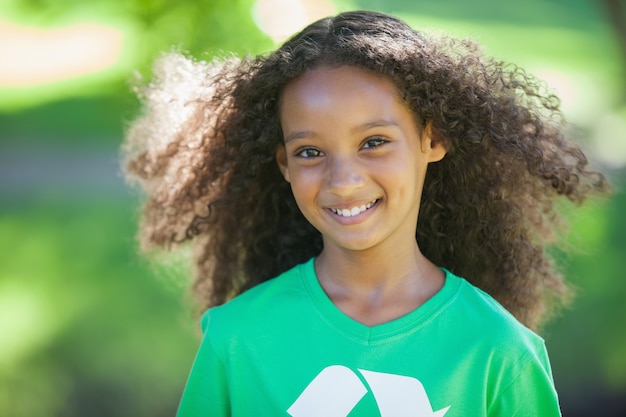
[{"xmin": 177, "ymin": 258, "xmax": 561, "ymax": 416}]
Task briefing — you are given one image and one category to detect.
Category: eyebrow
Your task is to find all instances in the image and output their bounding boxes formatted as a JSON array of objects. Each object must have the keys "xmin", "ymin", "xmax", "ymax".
[
  {"xmin": 354, "ymin": 119, "xmax": 400, "ymax": 132},
  {"xmin": 284, "ymin": 130, "xmax": 315, "ymax": 144},
  {"xmin": 283, "ymin": 119, "xmax": 400, "ymax": 144}
]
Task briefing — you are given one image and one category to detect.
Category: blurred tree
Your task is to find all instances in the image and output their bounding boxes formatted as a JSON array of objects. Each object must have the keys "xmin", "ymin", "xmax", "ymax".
[
  {"xmin": 601, "ymin": 0, "xmax": 626, "ymax": 99},
  {"xmin": 0, "ymin": 0, "xmax": 272, "ymax": 140},
  {"xmin": 3, "ymin": 0, "xmax": 271, "ymax": 60}
]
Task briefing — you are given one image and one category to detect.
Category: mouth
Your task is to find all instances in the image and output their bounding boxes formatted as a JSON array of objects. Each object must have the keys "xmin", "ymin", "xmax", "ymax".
[{"xmin": 329, "ymin": 199, "xmax": 380, "ymax": 217}]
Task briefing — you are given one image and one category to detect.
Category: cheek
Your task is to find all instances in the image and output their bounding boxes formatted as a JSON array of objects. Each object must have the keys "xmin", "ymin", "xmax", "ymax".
[
  {"xmin": 375, "ymin": 156, "xmax": 424, "ymax": 196},
  {"xmin": 288, "ymin": 167, "xmax": 321, "ymax": 204},
  {"xmin": 373, "ymin": 154, "xmax": 416, "ymax": 179}
]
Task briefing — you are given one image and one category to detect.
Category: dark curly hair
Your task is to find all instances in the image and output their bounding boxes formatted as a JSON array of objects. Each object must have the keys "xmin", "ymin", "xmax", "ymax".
[{"xmin": 123, "ymin": 10, "xmax": 608, "ymax": 330}]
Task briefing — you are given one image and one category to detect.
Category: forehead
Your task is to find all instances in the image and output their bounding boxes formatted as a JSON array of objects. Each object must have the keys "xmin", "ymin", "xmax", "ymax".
[
  {"xmin": 279, "ymin": 65, "xmax": 419, "ymax": 142},
  {"xmin": 280, "ymin": 65, "xmax": 402, "ymax": 109}
]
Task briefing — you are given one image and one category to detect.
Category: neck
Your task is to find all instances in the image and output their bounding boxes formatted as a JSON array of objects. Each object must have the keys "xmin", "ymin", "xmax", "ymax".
[
  {"xmin": 314, "ymin": 238, "xmax": 444, "ymax": 326},
  {"xmin": 315, "ymin": 241, "xmax": 423, "ymax": 291}
]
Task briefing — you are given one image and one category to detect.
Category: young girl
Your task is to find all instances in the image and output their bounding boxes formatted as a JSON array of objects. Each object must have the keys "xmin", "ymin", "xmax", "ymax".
[{"xmin": 123, "ymin": 10, "xmax": 608, "ymax": 416}]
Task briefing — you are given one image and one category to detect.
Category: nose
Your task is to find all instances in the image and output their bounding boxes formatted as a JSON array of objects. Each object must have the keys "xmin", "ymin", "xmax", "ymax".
[{"xmin": 325, "ymin": 155, "xmax": 365, "ymax": 196}]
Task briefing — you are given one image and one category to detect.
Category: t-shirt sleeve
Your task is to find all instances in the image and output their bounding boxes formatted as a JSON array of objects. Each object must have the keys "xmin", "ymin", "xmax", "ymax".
[
  {"xmin": 488, "ymin": 340, "xmax": 562, "ymax": 417},
  {"xmin": 176, "ymin": 312, "xmax": 229, "ymax": 417}
]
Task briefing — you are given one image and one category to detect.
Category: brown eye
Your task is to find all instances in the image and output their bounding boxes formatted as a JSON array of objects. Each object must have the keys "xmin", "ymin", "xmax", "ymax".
[
  {"xmin": 362, "ymin": 137, "xmax": 388, "ymax": 149},
  {"xmin": 296, "ymin": 148, "xmax": 324, "ymax": 158}
]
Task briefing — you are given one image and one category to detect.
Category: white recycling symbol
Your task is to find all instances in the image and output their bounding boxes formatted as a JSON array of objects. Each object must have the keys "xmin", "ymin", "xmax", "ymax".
[{"xmin": 287, "ymin": 365, "xmax": 451, "ymax": 416}]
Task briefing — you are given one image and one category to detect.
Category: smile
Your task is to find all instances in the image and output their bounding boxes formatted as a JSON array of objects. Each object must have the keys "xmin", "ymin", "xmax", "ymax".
[{"xmin": 329, "ymin": 199, "xmax": 379, "ymax": 217}]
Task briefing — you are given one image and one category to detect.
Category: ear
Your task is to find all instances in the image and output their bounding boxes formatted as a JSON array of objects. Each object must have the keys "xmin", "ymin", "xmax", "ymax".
[
  {"xmin": 275, "ymin": 145, "xmax": 291, "ymax": 182},
  {"xmin": 421, "ymin": 121, "xmax": 447, "ymax": 163}
]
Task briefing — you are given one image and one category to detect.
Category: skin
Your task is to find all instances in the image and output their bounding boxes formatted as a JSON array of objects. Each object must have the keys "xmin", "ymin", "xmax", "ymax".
[{"xmin": 276, "ymin": 66, "xmax": 447, "ymax": 326}]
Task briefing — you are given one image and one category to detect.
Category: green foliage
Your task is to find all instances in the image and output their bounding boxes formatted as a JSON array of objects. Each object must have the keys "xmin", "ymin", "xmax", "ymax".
[
  {"xmin": 2, "ymin": 0, "xmax": 272, "ymax": 59},
  {"xmin": 0, "ymin": 0, "xmax": 272, "ymax": 135},
  {"xmin": 0, "ymin": 94, "xmax": 133, "ymax": 144},
  {"xmin": 350, "ymin": 0, "xmax": 606, "ymax": 29},
  {"xmin": 0, "ymin": 197, "xmax": 198, "ymax": 417},
  {"xmin": 546, "ymin": 184, "xmax": 626, "ymax": 390}
]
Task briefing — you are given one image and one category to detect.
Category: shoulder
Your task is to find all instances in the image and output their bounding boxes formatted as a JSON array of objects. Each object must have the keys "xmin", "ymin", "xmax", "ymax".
[
  {"xmin": 443, "ymin": 270, "xmax": 547, "ymax": 355},
  {"xmin": 431, "ymin": 271, "xmax": 560, "ymax": 414},
  {"xmin": 443, "ymin": 271, "xmax": 557, "ymax": 399},
  {"xmin": 200, "ymin": 259, "xmax": 313, "ymax": 337}
]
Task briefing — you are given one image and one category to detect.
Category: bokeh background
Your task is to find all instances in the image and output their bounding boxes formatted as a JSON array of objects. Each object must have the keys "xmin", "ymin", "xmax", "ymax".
[{"xmin": 1, "ymin": 0, "xmax": 625, "ymax": 416}]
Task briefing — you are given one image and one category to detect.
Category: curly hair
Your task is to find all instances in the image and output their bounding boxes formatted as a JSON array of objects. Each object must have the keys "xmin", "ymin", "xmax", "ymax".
[{"xmin": 123, "ymin": 10, "xmax": 608, "ymax": 330}]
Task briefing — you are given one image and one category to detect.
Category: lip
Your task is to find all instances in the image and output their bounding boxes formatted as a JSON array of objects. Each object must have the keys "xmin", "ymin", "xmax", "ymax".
[{"xmin": 325, "ymin": 198, "xmax": 381, "ymax": 225}]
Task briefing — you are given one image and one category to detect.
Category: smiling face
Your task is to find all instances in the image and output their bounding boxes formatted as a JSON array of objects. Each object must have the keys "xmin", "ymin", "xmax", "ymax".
[{"xmin": 277, "ymin": 66, "xmax": 445, "ymax": 256}]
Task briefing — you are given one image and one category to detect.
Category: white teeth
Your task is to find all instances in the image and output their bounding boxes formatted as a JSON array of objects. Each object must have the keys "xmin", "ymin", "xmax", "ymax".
[{"xmin": 331, "ymin": 199, "xmax": 378, "ymax": 217}]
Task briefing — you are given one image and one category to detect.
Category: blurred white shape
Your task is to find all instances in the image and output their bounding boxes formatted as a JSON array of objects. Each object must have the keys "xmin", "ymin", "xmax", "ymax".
[
  {"xmin": 592, "ymin": 108, "xmax": 626, "ymax": 169},
  {"xmin": 534, "ymin": 68, "xmax": 625, "ymax": 168},
  {"xmin": 252, "ymin": 0, "xmax": 336, "ymax": 43},
  {"xmin": 0, "ymin": 19, "xmax": 123, "ymax": 87},
  {"xmin": 533, "ymin": 68, "xmax": 612, "ymax": 126},
  {"xmin": 0, "ymin": 284, "xmax": 50, "ymax": 367}
]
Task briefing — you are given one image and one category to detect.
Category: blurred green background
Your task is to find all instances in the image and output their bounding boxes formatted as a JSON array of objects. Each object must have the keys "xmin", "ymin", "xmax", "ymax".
[{"xmin": 0, "ymin": 0, "xmax": 624, "ymax": 416}]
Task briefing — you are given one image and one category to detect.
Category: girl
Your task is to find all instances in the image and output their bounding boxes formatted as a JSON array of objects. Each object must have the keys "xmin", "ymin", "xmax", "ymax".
[{"xmin": 123, "ymin": 10, "xmax": 608, "ymax": 416}]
